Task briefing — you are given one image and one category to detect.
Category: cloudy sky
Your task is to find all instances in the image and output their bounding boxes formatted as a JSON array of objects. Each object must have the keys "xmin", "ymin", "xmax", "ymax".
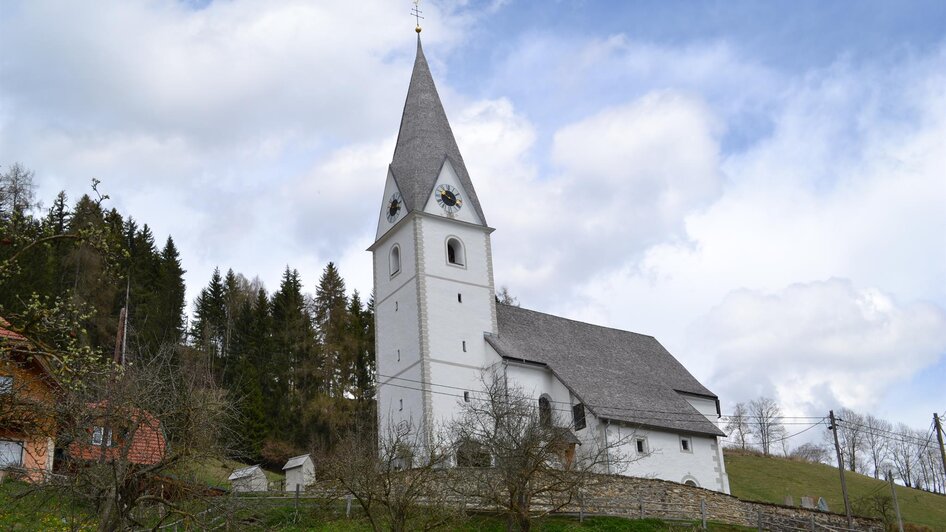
[{"xmin": 2, "ymin": 1, "xmax": 944, "ymax": 436}]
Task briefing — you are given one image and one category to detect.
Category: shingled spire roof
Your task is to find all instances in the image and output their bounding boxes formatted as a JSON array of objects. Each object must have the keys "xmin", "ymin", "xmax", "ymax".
[{"xmin": 389, "ymin": 36, "xmax": 487, "ymax": 225}]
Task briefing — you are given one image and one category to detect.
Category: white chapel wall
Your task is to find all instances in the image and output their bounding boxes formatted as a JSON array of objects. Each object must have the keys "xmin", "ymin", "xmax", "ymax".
[{"xmin": 603, "ymin": 423, "xmax": 729, "ymax": 494}]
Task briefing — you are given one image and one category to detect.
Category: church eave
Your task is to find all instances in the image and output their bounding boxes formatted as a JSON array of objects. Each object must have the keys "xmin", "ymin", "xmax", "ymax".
[{"xmin": 368, "ymin": 210, "xmax": 495, "ymax": 252}]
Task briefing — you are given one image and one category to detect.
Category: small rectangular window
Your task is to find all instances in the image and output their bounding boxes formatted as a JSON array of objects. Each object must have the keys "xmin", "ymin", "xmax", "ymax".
[
  {"xmin": 0, "ymin": 440, "xmax": 24, "ymax": 467},
  {"xmin": 462, "ymin": 341, "xmax": 467, "ymax": 352},
  {"xmin": 0, "ymin": 375, "xmax": 12, "ymax": 394},
  {"xmin": 458, "ymin": 293, "xmax": 462, "ymax": 303},
  {"xmin": 91, "ymin": 426, "xmax": 112, "ymax": 447},
  {"xmin": 572, "ymin": 403, "xmax": 586, "ymax": 430},
  {"xmin": 464, "ymin": 391, "xmax": 470, "ymax": 403},
  {"xmin": 680, "ymin": 437, "xmax": 692, "ymax": 453},
  {"xmin": 399, "ymin": 399, "xmax": 403, "ymax": 412},
  {"xmin": 636, "ymin": 438, "xmax": 647, "ymax": 454}
]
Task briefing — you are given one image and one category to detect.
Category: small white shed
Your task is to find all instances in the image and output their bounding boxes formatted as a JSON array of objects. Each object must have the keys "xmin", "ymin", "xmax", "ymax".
[
  {"xmin": 282, "ymin": 454, "xmax": 315, "ymax": 492},
  {"xmin": 228, "ymin": 465, "xmax": 267, "ymax": 492}
]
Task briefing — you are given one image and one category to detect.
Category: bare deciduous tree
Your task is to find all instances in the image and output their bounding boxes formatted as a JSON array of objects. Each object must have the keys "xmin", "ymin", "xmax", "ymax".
[
  {"xmin": 747, "ymin": 397, "xmax": 785, "ymax": 457},
  {"xmin": 863, "ymin": 414, "xmax": 891, "ymax": 479},
  {"xmin": 889, "ymin": 422, "xmax": 918, "ymax": 487},
  {"xmin": 323, "ymin": 419, "xmax": 458, "ymax": 532},
  {"xmin": 725, "ymin": 402, "xmax": 752, "ymax": 450},
  {"xmin": 449, "ymin": 369, "xmax": 633, "ymax": 532},
  {"xmin": 789, "ymin": 442, "xmax": 829, "ymax": 464},
  {"xmin": 0, "ymin": 162, "xmax": 38, "ymax": 226},
  {"xmin": 832, "ymin": 408, "xmax": 867, "ymax": 473},
  {"xmin": 47, "ymin": 345, "xmax": 234, "ymax": 531}
]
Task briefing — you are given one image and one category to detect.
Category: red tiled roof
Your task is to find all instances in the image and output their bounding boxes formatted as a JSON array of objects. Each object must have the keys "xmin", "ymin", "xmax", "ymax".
[
  {"xmin": 68, "ymin": 402, "xmax": 167, "ymax": 466},
  {"xmin": 0, "ymin": 317, "xmax": 28, "ymax": 342}
]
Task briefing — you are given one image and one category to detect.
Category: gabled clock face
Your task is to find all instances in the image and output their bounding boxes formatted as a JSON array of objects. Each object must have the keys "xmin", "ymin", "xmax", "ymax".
[
  {"xmin": 436, "ymin": 184, "xmax": 463, "ymax": 214},
  {"xmin": 386, "ymin": 193, "xmax": 402, "ymax": 223}
]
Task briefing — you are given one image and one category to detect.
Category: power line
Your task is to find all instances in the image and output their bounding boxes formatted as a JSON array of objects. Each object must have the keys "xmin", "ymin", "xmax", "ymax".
[
  {"xmin": 377, "ymin": 374, "xmax": 935, "ymax": 443},
  {"xmin": 378, "ymin": 372, "xmax": 822, "ymax": 420}
]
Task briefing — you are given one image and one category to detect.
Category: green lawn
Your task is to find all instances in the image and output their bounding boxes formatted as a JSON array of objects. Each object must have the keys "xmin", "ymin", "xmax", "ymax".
[
  {"xmin": 0, "ymin": 480, "xmax": 95, "ymax": 531},
  {"xmin": 725, "ymin": 450, "xmax": 946, "ymax": 530}
]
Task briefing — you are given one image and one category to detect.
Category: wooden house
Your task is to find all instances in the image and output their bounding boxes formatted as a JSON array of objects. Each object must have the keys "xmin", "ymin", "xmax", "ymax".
[{"xmin": 0, "ymin": 318, "xmax": 58, "ymax": 483}]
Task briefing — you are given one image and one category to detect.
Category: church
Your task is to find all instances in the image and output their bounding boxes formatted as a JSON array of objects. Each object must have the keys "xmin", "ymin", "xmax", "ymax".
[{"xmin": 369, "ymin": 35, "xmax": 730, "ymax": 494}]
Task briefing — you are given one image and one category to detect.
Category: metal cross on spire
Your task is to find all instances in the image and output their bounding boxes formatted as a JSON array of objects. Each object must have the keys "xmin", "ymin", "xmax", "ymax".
[{"xmin": 411, "ymin": 0, "xmax": 424, "ymax": 33}]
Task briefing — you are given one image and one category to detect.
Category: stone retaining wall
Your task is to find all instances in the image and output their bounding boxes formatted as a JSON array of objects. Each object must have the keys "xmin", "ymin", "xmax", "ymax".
[{"xmin": 565, "ymin": 473, "xmax": 882, "ymax": 531}]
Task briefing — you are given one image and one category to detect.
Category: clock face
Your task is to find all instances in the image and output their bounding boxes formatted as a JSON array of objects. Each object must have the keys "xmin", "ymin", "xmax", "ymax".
[
  {"xmin": 436, "ymin": 184, "xmax": 463, "ymax": 214},
  {"xmin": 386, "ymin": 193, "xmax": 402, "ymax": 223}
]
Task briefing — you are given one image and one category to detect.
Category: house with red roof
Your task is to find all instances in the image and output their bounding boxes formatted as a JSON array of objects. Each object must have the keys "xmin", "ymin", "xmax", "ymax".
[
  {"xmin": 0, "ymin": 318, "xmax": 58, "ymax": 482},
  {"xmin": 66, "ymin": 401, "xmax": 166, "ymax": 466}
]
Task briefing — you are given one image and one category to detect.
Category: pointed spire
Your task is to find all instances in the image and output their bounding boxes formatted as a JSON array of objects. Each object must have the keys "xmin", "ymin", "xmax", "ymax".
[{"xmin": 389, "ymin": 36, "xmax": 487, "ymax": 225}]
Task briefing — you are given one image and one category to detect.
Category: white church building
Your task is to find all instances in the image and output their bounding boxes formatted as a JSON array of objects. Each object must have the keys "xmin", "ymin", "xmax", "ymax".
[{"xmin": 369, "ymin": 35, "xmax": 730, "ymax": 494}]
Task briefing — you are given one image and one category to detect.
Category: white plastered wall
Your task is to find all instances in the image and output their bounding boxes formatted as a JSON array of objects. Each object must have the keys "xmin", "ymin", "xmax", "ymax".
[
  {"xmin": 497, "ymin": 353, "xmax": 730, "ymax": 494},
  {"xmin": 374, "ymin": 218, "xmax": 425, "ymax": 435},
  {"xmin": 420, "ymin": 213, "xmax": 499, "ymax": 429}
]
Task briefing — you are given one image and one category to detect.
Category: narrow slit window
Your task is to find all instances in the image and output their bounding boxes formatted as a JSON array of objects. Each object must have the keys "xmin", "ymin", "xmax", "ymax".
[
  {"xmin": 636, "ymin": 438, "xmax": 647, "ymax": 454},
  {"xmin": 397, "ymin": 349, "xmax": 400, "ymax": 362},
  {"xmin": 399, "ymin": 399, "xmax": 403, "ymax": 412},
  {"xmin": 463, "ymin": 391, "xmax": 470, "ymax": 403},
  {"xmin": 539, "ymin": 396, "xmax": 552, "ymax": 427},
  {"xmin": 462, "ymin": 340, "xmax": 467, "ymax": 352},
  {"xmin": 395, "ymin": 301, "xmax": 398, "ymax": 311},
  {"xmin": 458, "ymin": 293, "xmax": 462, "ymax": 303}
]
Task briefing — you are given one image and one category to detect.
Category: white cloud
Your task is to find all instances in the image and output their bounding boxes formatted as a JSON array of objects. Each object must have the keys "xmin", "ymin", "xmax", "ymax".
[
  {"xmin": 452, "ymin": 92, "xmax": 723, "ymax": 308},
  {"xmin": 691, "ymin": 279, "xmax": 946, "ymax": 415}
]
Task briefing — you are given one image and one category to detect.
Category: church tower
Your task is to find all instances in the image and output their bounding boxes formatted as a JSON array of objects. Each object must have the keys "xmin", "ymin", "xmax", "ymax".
[{"xmin": 370, "ymin": 36, "xmax": 498, "ymax": 439}]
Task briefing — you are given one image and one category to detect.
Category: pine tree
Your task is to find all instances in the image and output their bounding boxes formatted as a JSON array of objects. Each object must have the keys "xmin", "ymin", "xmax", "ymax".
[
  {"xmin": 228, "ymin": 295, "xmax": 269, "ymax": 458},
  {"xmin": 270, "ymin": 267, "xmax": 314, "ymax": 441},
  {"xmin": 193, "ymin": 267, "xmax": 226, "ymax": 380},
  {"xmin": 314, "ymin": 262, "xmax": 348, "ymax": 398},
  {"xmin": 156, "ymin": 236, "xmax": 186, "ymax": 346}
]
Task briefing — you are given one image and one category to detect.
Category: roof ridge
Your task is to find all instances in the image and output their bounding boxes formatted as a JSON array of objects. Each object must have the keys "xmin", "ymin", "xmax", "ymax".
[{"xmin": 498, "ymin": 302, "xmax": 657, "ymax": 340}]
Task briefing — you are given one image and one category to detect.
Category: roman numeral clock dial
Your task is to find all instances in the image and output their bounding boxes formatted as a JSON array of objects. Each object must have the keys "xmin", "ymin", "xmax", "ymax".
[{"xmin": 436, "ymin": 184, "xmax": 463, "ymax": 214}]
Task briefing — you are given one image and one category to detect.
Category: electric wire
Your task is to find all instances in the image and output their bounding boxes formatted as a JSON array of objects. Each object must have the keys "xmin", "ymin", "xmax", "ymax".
[{"xmin": 377, "ymin": 372, "xmax": 821, "ymax": 421}]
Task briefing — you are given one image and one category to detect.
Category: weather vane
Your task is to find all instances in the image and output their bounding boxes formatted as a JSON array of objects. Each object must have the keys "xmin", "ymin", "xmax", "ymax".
[{"xmin": 411, "ymin": 0, "xmax": 424, "ymax": 33}]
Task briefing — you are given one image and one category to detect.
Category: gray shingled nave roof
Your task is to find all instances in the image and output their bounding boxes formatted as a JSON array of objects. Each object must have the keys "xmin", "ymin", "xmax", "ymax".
[
  {"xmin": 487, "ymin": 304, "xmax": 726, "ymax": 437},
  {"xmin": 389, "ymin": 36, "xmax": 487, "ymax": 225}
]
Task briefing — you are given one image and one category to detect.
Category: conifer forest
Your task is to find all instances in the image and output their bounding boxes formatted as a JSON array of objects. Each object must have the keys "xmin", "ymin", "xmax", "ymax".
[{"xmin": 0, "ymin": 164, "xmax": 376, "ymax": 466}]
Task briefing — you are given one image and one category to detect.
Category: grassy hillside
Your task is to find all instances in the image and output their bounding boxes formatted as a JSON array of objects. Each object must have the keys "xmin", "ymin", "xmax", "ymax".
[
  {"xmin": 725, "ymin": 450, "xmax": 946, "ymax": 530},
  {"xmin": 187, "ymin": 456, "xmax": 285, "ymax": 488}
]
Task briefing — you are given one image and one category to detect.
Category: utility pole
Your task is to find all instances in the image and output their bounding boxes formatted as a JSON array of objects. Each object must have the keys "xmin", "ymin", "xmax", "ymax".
[
  {"xmin": 887, "ymin": 470, "xmax": 903, "ymax": 532},
  {"xmin": 829, "ymin": 410, "xmax": 853, "ymax": 528},
  {"xmin": 935, "ymin": 413, "xmax": 946, "ymax": 482}
]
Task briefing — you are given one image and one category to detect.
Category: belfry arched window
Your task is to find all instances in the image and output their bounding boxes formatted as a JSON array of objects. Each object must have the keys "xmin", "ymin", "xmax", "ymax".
[
  {"xmin": 538, "ymin": 395, "xmax": 552, "ymax": 427},
  {"xmin": 446, "ymin": 237, "xmax": 465, "ymax": 266},
  {"xmin": 389, "ymin": 244, "xmax": 401, "ymax": 276}
]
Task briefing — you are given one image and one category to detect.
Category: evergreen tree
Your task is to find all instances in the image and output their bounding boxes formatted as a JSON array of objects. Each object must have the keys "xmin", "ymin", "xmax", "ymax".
[
  {"xmin": 155, "ymin": 236, "xmax": 186, "ymax": 346},
  {"xmin": 228, "ymin": 293, "xmax": 270, "ymax": 458},
  {"xmin": 193, "ymin": 267, "xmax": 226, "ymax": 379},
  {"xmin": 270, "ymin": 267, "xmax": 314, "ymax": 441},
  {"xmin": 314, "ymin": 262, "xmax": 348, "ymax": 397}
]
